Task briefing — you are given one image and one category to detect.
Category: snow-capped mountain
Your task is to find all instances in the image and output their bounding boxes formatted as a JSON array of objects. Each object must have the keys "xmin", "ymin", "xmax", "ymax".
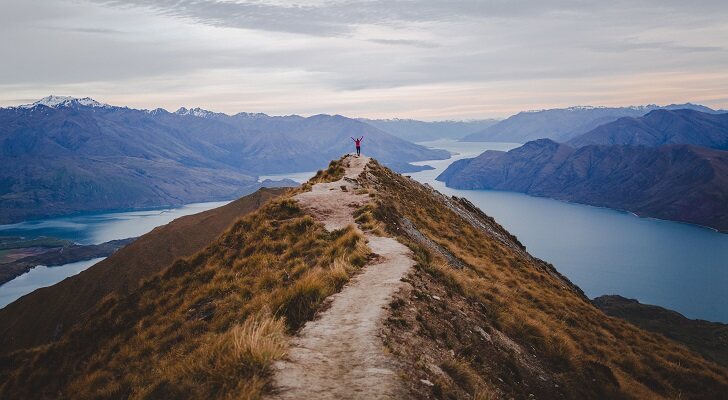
[
  {"xmin": 174, "ymin": 107, "xmax": 219, "ymax": 118},
  {"xmin": 19, "ymin": 95, "xmax": 110, "ymax": 109}
]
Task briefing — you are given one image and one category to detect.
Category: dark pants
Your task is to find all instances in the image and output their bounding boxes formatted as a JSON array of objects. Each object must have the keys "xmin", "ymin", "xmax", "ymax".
[{"xmin": 356, "ymin": 146, "xmax": 361, "ymax": 156}]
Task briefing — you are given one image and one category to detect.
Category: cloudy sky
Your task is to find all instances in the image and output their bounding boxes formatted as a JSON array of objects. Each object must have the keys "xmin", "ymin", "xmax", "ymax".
[{"xmin": 1, "ymin": 0, "xmax": 727, "ymax": 119}]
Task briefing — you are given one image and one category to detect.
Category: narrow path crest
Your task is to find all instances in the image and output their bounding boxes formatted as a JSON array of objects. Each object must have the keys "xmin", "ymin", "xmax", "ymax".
[{"xmin": 269, "ymin": 155, "xmax": 414, "ymax": 399}]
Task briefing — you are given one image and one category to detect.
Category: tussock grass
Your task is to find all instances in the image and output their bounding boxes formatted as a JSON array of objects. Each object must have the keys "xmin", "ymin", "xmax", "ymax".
[
  {"xmin": 299, "ymin": 158, "xmax": 347, "ymax": 192},
  {"xmin": 165, "ymin": 315, "xmax": 287, "ymax": 399},
  {"xmin": 353, "ymin": 202, "xmax": 386, "ymax": 235},
  {"xmin": 0, "ymin": 197, "xmax": 370, "ymax": 399},
  {"xmin": 363, "ymin": 159, "xmax": 728, "ymax": 399}
]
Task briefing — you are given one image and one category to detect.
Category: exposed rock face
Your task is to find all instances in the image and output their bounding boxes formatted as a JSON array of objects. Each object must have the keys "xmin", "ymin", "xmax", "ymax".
[
  {"xmin": 569, "ymin": 109, "xmax": 728, "ymax": 149},
  {"xmin": 438, "ymin": 139, "xmax": 728, "ymax": 232}
]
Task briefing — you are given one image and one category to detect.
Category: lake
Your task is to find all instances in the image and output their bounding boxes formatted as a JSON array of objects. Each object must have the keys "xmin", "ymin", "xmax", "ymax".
[
  {"xmin": 0, "ymin": 201, "xmax": 230, "ymax": 307},
  {"xmin": 242, "ymin": 141, "xmax": 728, "ymax": 322},
  {"xmin": 412, "ymin": 140, "xmax": 728, "ymax": 323},
  {"xmin": 2, "ymin": 142, "xmax": 727, "ymax": 322}
]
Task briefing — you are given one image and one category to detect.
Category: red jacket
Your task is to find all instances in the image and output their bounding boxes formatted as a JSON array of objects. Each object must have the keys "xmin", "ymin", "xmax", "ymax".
[{"xmin": 352, "ymin": 137, "xmax": 363, "ymax": 146}]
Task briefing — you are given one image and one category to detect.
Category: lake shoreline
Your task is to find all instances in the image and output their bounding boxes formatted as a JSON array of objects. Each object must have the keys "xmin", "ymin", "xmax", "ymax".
[{"xmin": 0, "ymin": 237, "xmax": 136, "ymax": 285}]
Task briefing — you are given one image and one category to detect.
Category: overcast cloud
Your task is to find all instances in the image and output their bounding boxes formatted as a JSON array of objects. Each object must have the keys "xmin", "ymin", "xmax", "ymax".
[{"xmin": 1, "ymin": 0, "xmax": 727, "ymax": 119}]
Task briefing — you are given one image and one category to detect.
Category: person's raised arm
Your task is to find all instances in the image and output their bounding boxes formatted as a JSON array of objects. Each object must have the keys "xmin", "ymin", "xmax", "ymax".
[
  {"xmin": 351, "ymin": 137, "xmax": 356, "ymax": 141},
  {"xmin": 359, "ymin": 136, "xmax": 364, "ymax": 142}
]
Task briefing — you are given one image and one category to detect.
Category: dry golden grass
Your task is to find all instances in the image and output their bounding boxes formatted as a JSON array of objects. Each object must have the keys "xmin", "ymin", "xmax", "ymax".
[
  {"xmin": 363, "ymin": 159, "xmax": 728, "ymax": 399},
  {"xmin": 298, "ymin": 157, "xmax": 347, "ymax": 192},
  {"xmin": 0, "ymin": 197, "xmax": 370, "ymax": 399}
]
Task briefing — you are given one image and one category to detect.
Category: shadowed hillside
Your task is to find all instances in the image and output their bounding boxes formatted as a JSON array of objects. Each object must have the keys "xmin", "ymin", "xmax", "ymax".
[
  {"xmin": 462, "ymin": 104, "xmax": 719, "ymax": 143},
  {"xmin": 594, "ymin": 295, "xmax": 728, "ymax": 368},
  {"xmin": 0, "ymin": 158, "xmax": 726, "ymax": 399},
  {"xmin": 438, "ymin": 139, "xmax": 728, "ymax": 232},
  {"xmin": 0, "ymin": 98, "xmax": 447, "ymax": 223},
  {"xmin": 569, "ymin": 109, "xmax": 728, "ymax": 149},
  {"xmin": 361, "ymin": 160, "xmax": 728, "ymax": 398},
  {"xmin": 0, "ymin": 187, "xmax": 287, "ymax": 354}
]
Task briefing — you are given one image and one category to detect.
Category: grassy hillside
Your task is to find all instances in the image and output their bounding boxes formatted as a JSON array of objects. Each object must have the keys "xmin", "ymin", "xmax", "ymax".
[
  {"xmin": 361, "ymin": 160, "xmax": 728, "ymax": 399},
  {"xmin": 594, "ymin": 295, "xmax": 728, "ymax": 368},
  {"xmin": 0, "ymin": 173, "xmax": 369, "ymax": 398},
  {"xmin": 0, "ymin": 188, "xmax": 287, "ymax": 354},
  {"xmin": 1, "ymin": 158, "xmax": 726, "ymax": 399}
]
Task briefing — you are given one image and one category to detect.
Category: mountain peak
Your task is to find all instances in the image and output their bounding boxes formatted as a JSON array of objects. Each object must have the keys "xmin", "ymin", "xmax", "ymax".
[
  {"xmin": 20, "ymin": 95, "xmax": 109, "ymax": 109},
  {"xmin": 174, "ymin": 107, "xmax": 218, "ymax": 118}
]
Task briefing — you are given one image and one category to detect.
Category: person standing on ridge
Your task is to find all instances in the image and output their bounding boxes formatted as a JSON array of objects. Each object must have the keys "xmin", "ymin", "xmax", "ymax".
[{"xmin": 351, "ymin": 136, "xmax": 363, "ymax": 156}]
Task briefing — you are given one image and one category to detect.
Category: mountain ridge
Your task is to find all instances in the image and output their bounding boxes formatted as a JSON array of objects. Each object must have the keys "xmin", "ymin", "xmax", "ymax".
[
  {"xmin": 462, "ymin": 103, "xmax": 720, "ymax": 143},
  {"xmin": 0, "ymin": 187, "xmax": 287, "ymax": 353},
  {"xmin": 437, "ymin": 139, "xmax": 728, "ymax": 232},
  {"xmin": 359, "ymin": 117, "xmax": 499, "ymax": 141},
  {"xmin": 0, "ymin": 97, "xmax": 447, "ymax": 224},
  {"xmin": 1, "ymin": 157, "xmax": 726, "ymax": 399},
  {"xmin": 568, "ymin": 108, "xmax": 728, "ymax": 149}
]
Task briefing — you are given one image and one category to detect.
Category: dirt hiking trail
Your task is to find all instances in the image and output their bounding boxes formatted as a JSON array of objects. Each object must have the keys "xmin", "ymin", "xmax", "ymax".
[{"xmin": 269, "ymin": 155, "xmax": 414, "ymax": 399}]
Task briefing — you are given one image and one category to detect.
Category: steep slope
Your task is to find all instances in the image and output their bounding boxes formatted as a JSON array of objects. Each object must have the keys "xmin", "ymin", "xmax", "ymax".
[
  {"xmin": 1, "ymin": 158, "xmax": 726, "ymax": 399},
  {"xmin": 594, "ymin": 295, "xmax": 728, "ymax": 368},
  {"xmin": 0, "ymin": 159, "xmax": 373, "ymax": 399},
  {"xmin": 0, "ymin": 187, "xmax": 287, "ymax": 354},
  {"xmin": 0, "ymin": 97, "xmax": 447, "ymax": 223},
  {"xmin": 359, "ymin": 118, "xmax": 499, "ymax": 141},
  {"xmin": 569, "ymin": 109, "xmax": 728, "ymax": 149},
  {"xmin": 438, "ymin": 140, "xmax": 728, "ymax": 232},
  {"xmin": 462, "ymin": 104, "xmax": 718, "ymax": 143},
  {"xmin": 271, "ymin": 155, "xmax": 413, "ymax": 399},
  {"xmin": 361, "ymin": 161, "xmax": 728, "ymax": 398}
]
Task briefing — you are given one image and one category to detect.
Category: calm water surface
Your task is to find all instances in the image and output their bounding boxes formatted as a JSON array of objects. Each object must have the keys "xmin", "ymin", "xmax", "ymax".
[
  {"xmin": 2, "ymin": 142, "xmax": 727, "ymax": 322},
  {"xmin": 0, "ymin": 258, "xmax": 105, "ymax": 308},
  {"xmin": 0, "ymin": 201, "xmax": 230, "ymax": 308},
  {"xmin": 0, "ymin": 201, "xmax": 231, "ymax": 245},
  {"xmin": 412, "ymin": 140, "xmax": 728, "ymax": 323}
]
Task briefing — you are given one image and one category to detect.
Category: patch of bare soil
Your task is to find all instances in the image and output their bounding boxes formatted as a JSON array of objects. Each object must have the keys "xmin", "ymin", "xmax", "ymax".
[{"xmin": 269, "ymin": 155, "xmax": 414, "ymax": 399}]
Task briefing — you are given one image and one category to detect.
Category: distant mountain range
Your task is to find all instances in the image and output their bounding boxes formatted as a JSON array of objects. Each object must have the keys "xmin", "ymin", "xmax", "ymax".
[
  {"xmin": 0, "ymin": 96, "xmax": 448, "ymax": 223},
  {"xmin": 438, "ymin": 139, "xmax": 728, "ymax": 232},
  {"xmin": 2, "ymin": 159, "xmax": 726, "ymax": 399},
  {"xmin": 462, "ymin": 103, "xmax": 722, "ymax": 143},
  {"xmin": 358, "ymin": 118, "xmax": 499, "ymax": 141},
  {"xmin": 568, "ymin": 109, "xmax": 728, "ymax": 149},
  {"xmin": 443, "ymin": 108, "xmax": 728, "ymax": 231}
]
